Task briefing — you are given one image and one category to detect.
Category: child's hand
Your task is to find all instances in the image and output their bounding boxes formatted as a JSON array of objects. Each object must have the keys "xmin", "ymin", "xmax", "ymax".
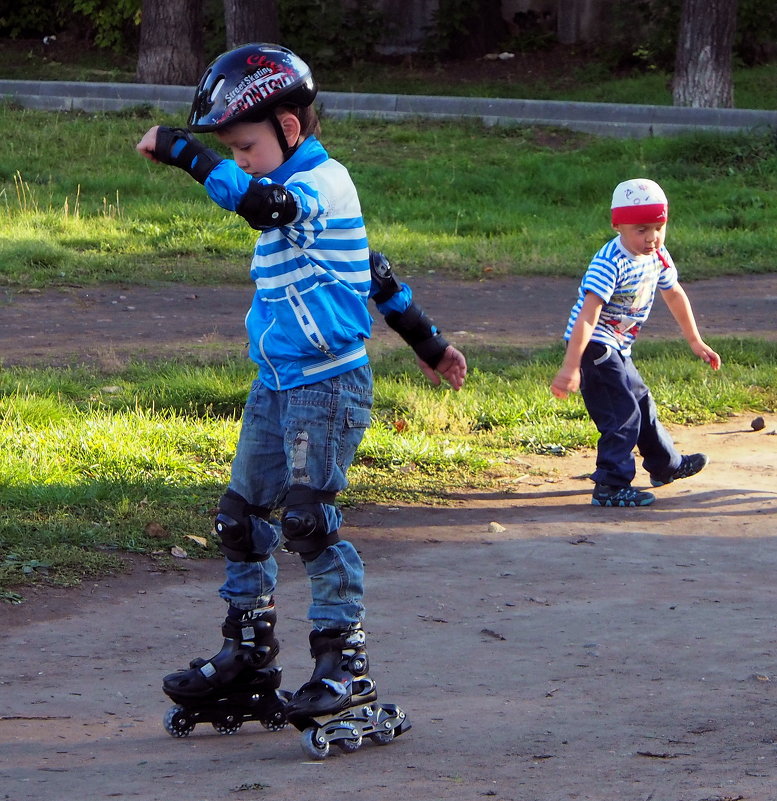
[
  {"xmin": 136, "ymin": 126, "xmax": 161, "ymax": 161},
  {"xmin": 417, "ymin": 346, "xmax": 467, "ymax": 391},
  {"xmin": 692, "ymin": 341, "xmax": 722, "ymax": 371},
  {"xmin": 550, "ymin": 366, "xmax": 580, "ymax": 398}
]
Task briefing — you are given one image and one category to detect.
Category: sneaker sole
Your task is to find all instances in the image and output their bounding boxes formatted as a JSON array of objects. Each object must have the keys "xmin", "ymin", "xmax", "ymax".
[
  {"xmin": 650, "ymin": 456, "xmax": 710, "ymax": 487},
  {"xmin": 591, "ymin": 495, "xmax": 655, "ymax": 507}
]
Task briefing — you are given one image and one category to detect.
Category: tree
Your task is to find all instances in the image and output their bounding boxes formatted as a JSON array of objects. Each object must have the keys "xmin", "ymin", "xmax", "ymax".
[
  {"xmin": 224, "ymin": 0, "xmax": 279, "ymax": 49},
  {"xmin": 673, "ymin": 0, "xmax": 738, "ymax": 108},
  {"xmin": 136, "ymin": 0, "xmax": 204, "ymax": 85}
]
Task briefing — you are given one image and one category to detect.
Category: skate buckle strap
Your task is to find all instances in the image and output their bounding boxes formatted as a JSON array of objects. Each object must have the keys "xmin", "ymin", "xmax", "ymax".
[
  {"xmin": 321, "ymin": 678, "xmax": 348, "ymax": 696},
  {"xmin": 241, "ymin": 625, "xmax": 256, "ymax": 643},
  {"xmin": 344, "ymin": 629, "xmax": 366, "ymax": 648},
  {"xmin": 199, "ymin": 661, "xmax": 217, "ymax": 679}
]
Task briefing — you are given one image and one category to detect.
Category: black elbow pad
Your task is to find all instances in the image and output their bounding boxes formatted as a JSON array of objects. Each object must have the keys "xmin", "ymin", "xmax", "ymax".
[
  {"xmin": 236, "ymin": 181, "xmax": 298, "ymax": 230},
  {"xmin": 369, "ymin": 250, "xmax": 402, "ymax": 304}
]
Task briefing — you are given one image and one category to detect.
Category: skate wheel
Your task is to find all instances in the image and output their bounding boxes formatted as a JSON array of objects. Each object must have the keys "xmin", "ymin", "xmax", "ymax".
[
  {"xmin": 369, "ymin": 724, "xmax": 395, "ymax": 746},
  {"xmin": 260, "ymin": 690, "xmax": 290, "ymax": 731},
  {"xmin": 164, "ymin": 705, "xmax": 195, "ymax": 738},
  {"xmin": 212, "ymin": 714, "xmax": 242, "ymax": 735},
  {"xmin": 336, "ymin": 731, "xmax": 362, "ymax": 753},
  {"xmin": 260, "ymin": 708, "xmax": 288, "ymax": 732},
  {"xmin": 301, "ymin": 727, "xmax": 330, "ymax": 760}
]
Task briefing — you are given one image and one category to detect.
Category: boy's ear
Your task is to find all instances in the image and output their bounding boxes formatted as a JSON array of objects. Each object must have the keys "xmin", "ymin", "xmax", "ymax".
[{"xmin": 279, "ymin": 112, "xmax": 302, "ymax": 148}]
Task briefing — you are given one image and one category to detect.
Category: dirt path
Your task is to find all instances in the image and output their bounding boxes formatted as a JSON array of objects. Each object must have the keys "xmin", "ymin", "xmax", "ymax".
[
  {"xmin": 1, "ymin": 275, "xmax": 777, "ymax": 801},
  {"xmin": 2, "ymin": 273, "xmax": 777, "ymax": 365}
]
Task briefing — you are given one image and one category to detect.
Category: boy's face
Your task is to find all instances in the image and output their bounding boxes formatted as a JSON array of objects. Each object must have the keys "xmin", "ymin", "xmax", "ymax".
[
  {"xmin": 215, "ymin": 119, "xmax": 286, "ymax": 178},
  {"xmin": 614, "ymin": 221, "xmax": 667, "ymax": 257}
]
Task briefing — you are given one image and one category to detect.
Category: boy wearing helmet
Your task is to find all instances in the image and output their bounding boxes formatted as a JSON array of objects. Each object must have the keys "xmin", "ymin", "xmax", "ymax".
[
  {"xmin": 550, "ymin": 179, "xmax": 721, "ymax": 508},
  {"xmin": 137, "ymin": 44, "xmax": 465, "ymax": 752}
]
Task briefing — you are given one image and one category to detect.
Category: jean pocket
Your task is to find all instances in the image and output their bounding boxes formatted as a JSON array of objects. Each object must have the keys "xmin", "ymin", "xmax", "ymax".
[{"xmin": 345, "ymin": 404, "xmax": 371, "ymax": 431}]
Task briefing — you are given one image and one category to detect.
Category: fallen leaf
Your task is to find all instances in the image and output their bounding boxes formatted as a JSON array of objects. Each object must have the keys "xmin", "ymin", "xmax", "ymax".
[
  {"xmin": 170, "ymin": 546, "xmax": 188, "ymax": 558},
  {"xmin": 144, "ymin": 522, "xmax": 168, "ymax": 538},
  {"xmin": 185, "ymin": 535, "xmax": 209, "ymax": 548}
]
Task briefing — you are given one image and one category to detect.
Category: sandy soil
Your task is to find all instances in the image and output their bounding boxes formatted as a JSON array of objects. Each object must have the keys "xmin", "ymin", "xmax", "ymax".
[{"xmin": 1, "ymin": 275, "xmax": 777, "ymax": 801}]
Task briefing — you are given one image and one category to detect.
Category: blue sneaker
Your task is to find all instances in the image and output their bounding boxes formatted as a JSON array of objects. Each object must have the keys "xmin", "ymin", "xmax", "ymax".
[
  {"xmin": 650, "ymin": 453, "xmax": 709, "ymax": 487},
  {"xmin": 591, "ymin": 483, "xmax": 655, "ymax": 507}
]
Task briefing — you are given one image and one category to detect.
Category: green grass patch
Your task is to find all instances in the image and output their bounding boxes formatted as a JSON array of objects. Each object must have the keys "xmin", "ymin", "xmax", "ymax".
[
  {"xmin": 2, "ymin": 108, "xmax": 777, "ymax": 286},
  {"xmin": 1, "ymin": 338, "xmax": 776, "ymax": 601},
  {"xmin": 316, "ymin": 61, "xmax": 777, "ymax": 110}
]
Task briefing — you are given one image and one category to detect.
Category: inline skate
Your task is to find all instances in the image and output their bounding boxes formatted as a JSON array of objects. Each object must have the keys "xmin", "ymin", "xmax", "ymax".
[
  {"xmin": 161, "ymin": 603, "xmax": 290, "ymax": 737},
  {"xmin": 285, "ymin": 622, "xmax": 410, "ymax": 759}
]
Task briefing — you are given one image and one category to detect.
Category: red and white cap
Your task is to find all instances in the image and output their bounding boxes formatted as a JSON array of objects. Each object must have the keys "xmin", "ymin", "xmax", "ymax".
[{"xmin": 611, "ymin": 178, "xmax": 668, "ymax": 225}]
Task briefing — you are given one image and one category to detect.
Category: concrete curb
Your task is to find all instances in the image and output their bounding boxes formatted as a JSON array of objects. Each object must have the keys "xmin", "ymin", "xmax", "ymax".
[{"xmin": 2, "ymin": 78, "xmax": 776, "ymax": 138}]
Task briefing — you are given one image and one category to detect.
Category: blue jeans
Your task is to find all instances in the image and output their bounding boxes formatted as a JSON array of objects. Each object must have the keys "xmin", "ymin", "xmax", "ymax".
[
  {"xmin": 218, "ymin": 365, "xmax": 373, "ymax": 630},
  {"xmin": 580, "ymin": 342, "xmax": 680, "ymax": 487}
]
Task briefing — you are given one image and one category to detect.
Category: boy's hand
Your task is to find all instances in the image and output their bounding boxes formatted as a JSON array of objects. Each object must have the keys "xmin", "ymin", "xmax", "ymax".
[
  {"xmin": 691, "ymin": 341, "xmax": 722, "ymax": 371},
  {"xmin": 417, "ymin": 345, "xmax": 467, "ymax": 390},
  {"xmin": 136, "ymin": 126, "xmax": 161, "ymax": 161},
  {"xmin": 550, "ymin": 366, "xmax": 581, "ymax": 398}
]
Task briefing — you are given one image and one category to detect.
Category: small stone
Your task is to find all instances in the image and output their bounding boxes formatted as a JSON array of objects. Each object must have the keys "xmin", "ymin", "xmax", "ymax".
[
  {"xmin": 488, "ymin": 521, "xmax": 506, "ymax": 533},
  {"xmin": 751, "ymin": 416, "xmax": 766, "ymax": 431}
]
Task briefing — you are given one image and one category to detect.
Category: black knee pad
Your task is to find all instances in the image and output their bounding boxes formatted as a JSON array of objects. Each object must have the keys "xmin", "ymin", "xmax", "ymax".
[
  {"xmin": 281, "ymin": 485, "xmax": 340, "ymax": 562},
  {"xmin": 215, "ymin": 489, "xmax": 274, "ymax": 562}
]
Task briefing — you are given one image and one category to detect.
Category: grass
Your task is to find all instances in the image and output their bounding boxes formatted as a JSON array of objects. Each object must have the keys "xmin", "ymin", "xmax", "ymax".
[
  {"xmin": 1, "ymin": 107, "xmax": 777, "ymax": 286},
  {"xmin": 1, "ymin": 68, "xmax": 776, "ymax": 601},
  {"xmin": 317, "ymin": 60, "xmax": 777, "ymax": 111},
  {"xmin": 1, "ymin": 338, "xmax": 776, "ymax": 601}
]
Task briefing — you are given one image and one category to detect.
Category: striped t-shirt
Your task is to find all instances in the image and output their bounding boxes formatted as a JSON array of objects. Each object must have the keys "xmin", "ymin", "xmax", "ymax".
[{"xmin": 563, "ymin": 235, "xmax": 678, "ymax": 354}]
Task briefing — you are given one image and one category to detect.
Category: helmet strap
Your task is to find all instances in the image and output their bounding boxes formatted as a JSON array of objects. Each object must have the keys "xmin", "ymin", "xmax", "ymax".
[{"xmin": 269, "ymin": 113, "xmax": 299, "ymax": 161}]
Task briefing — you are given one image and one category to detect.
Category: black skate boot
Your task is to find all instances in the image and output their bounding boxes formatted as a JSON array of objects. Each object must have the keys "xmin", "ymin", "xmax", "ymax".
[
  {"xmin": 161, "ymin": 603, "xmax": 290, "ymax": 737},
  {"xmin": 286, "ymin": 622, "xmax": 410, "ymax": 759}
]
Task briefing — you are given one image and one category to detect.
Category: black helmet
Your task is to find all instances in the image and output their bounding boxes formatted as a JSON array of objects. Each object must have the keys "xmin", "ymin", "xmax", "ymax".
[{"xmin": 188, "ymin": 43, "xmax": 318, "ymax": 133}]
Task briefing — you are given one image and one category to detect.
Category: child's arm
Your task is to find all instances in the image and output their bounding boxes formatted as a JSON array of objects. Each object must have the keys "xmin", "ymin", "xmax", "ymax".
[
  {"xmin": 660, "ymin": 284, "xmax": 722, "ymax": 370},
  {"xmin": 368, "ymin": 251, "xmax": 467, "ymax": 390},
  {"xmin": 550, "ymin": 291, "xmax": 604, "ymax": 398},
  {"xmin": 136, "ymin": 126, "xmax": 297, "ymax": 229}
]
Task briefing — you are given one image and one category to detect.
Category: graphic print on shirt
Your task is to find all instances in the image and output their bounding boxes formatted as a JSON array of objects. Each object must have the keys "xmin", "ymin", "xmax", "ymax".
[{"xmin": 600, "ymin": 266, "xmax": 658, "ymax": 343}]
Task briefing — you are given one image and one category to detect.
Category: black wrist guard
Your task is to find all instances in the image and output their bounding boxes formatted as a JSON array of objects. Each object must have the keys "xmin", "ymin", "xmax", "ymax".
[
  {"xmin": 385, "ymin": 302, "xmax": 450, "ymax": 368},
  {"xmin": 236, "ymin": 180, "xmax": 298, "ymax": 230},
  {"xmin": 154, "ymin": 126, "xmax": 223, "ymax": 184}
]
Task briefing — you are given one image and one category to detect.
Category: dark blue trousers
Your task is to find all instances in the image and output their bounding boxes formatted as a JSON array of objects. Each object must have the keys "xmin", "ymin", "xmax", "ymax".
[{"xmin": 580, "ymin": 342, "xmax": 681, "ymax": 487}]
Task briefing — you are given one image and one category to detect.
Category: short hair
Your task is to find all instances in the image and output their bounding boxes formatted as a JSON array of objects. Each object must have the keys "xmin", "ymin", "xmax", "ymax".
[{"xmin": 279, "ymin": 103, "xmax": 321, "ymax": 139}]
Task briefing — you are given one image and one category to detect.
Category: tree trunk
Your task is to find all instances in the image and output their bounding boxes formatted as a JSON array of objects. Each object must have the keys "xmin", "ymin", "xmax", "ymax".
[
  {"xmin": 673, "ymin": 0, "xmax": 737, "ymax": 107},
  {"xmin": 136, "ymin": 0, "xmax": 204, "ymax": 86},
  {"xmin": 224, "ymin": 0, "xmax": 280, "ymax": 49}
]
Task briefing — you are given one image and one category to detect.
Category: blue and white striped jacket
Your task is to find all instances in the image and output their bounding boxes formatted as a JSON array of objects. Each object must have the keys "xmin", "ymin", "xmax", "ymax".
[{"xmin": 203, "ymin": 136, "xmax": 411, "ymax": 389}]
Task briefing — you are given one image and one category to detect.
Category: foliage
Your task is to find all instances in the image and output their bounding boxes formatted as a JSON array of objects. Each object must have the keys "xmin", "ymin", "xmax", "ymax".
[
  {"xmin": 71, "ymin": 0, "xmax": 141, "ymax": 52},
  {"xmin": 0, "ymin": 0, "xmax": 140, "ymax": 52},
  {"xmin": 278, "ymin": 0, "xmax": 384, "ymax": 65},
  {"xmin": 2, "ymin": 0, "xmax": 776, "ymax": 68},
  {"xmin": 0, "ymin": 2, "xmax": 70, "ymax": 38},
  {"xmin": 422, "ymin": 0, "xmax": 507, "ymax": 58},
  {"xmin": 606, "ymin": 0, "xmax": 777, "ymax": 73},
  {"xmin": 736, "ymin": 0, "xmax": 777, "ymax": 65}
]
